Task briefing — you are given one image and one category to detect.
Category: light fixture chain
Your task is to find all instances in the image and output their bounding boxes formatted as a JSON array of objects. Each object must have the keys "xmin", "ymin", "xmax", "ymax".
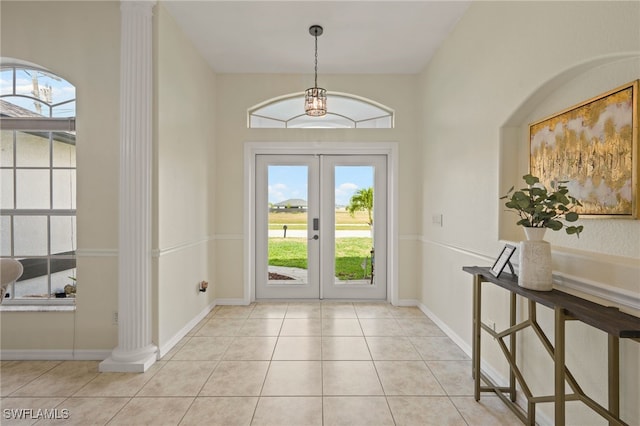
[
  {"xmin": 305, "ymin": 25, "xmax": 326, "ymax": 117},
  {"xmin": 314, "ymin": 33, "xmax": 318, "ymax": 88}
]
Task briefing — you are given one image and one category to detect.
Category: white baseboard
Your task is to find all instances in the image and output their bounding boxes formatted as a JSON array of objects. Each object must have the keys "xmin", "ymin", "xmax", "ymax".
[
  {"xmin": 416, "ymin": 302, "xmax": 473, "ymax": 358},
  {"xmin": 0, "ymin": 349, "xmax": 111, "ymax": 361},
  {"xmin": 395, "ymin": 298, "xmax": 420, "ymax": 307},
  {"xmin": 396, "ymin": 299, "xmax": 508, "ymax": 386},
  {"xmin": 215, "ymin": 298, "xmax": 250, "ymax": 306},
  {"xmin": 413, "ymin": 302, "xmax": 555, "ymax": 423},
  {"xmin": 157, "ymin": 299, "xmax": 217, "ymax": 359},
  {"xmin": 0, "ymin": 301, "xmax": 219, "ymax": 362}
]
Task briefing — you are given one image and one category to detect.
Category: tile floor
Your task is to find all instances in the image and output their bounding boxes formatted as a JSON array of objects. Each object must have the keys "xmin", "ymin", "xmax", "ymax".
[{"xmin": 1, "ymin": 302, "xmax": 522, "ymax": 425}]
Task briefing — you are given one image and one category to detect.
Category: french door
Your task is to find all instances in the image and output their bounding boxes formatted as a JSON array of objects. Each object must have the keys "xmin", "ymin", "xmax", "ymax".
[{"xmin": 255, "ymin": 154, "xmax": 387, "ymax": 299}]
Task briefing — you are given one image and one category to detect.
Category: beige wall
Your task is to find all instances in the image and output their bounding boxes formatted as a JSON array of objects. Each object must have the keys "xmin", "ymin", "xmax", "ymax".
[
  {"xmin": 0, "ymin": 1, "xmax": 218, "ymax": 356},
  {"xmin": 212, "ymin": 73, "xmax": 422, "ymax": 301},
  {"xmin": 153, "ymin": 4, "xmax": 216, "ymax": 350},
  {"xmin": 1, "ymin": 1, "xmax": 120, "ymax": 352},
  {"xmin": 2, "ymin": 5, "xmax": 638, "ymax": 422},
  {"xmin": 419, "ymin": 1, "xmax": 639, "ymax": 423}
]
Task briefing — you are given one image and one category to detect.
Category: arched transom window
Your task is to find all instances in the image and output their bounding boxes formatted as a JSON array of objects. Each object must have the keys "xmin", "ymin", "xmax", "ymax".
[{"xmin": 249, "ymin": 92, "xmax": 394, "ymax": 129}]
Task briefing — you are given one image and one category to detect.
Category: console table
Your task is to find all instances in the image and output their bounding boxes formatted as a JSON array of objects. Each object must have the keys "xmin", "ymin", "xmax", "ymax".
[{"xmin": 463, "ymin": 266, "xmax": 640, "ymax": 426}]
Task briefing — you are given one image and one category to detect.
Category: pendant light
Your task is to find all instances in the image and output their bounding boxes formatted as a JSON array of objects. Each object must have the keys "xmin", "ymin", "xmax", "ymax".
[{"xmin": 304, "ymin": 25, "xmax": 327, "ymax": 117}]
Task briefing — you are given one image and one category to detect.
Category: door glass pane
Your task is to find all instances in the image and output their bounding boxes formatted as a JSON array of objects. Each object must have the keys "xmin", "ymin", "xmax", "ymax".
[
  {"xmin": 267, "ymin": 165, "xmax": 308, "ymax": 284},
  {"xmin": 335, "ymin": 166, "xmax": 374, "ymax": 283}
]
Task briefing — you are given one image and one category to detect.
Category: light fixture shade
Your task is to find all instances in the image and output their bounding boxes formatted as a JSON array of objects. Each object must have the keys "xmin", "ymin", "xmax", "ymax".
[{"xmin": 305, "ymin": 87, "xmax": 327, "ymax": 117}]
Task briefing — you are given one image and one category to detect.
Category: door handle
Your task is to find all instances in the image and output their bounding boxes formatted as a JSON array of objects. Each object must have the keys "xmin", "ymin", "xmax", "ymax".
[{"xmin": 309, "ymin": 235, "xmax": 319, "ymax": 240}]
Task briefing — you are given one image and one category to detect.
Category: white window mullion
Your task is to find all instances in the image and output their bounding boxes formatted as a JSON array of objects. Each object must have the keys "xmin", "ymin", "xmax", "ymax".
[{"xmin": 0, "ymin": 63, "xmax": 77, "ymax": 304}]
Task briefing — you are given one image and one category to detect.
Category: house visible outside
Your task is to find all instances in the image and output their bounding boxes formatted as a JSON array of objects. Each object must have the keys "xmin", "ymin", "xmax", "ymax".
[
  {"xmin": 0, "ymin": 66, "xmax": 77, "ymax": 301},
  {"xmin": 270, "ymin": 198, "xmax": 307, "ymax": 213}
]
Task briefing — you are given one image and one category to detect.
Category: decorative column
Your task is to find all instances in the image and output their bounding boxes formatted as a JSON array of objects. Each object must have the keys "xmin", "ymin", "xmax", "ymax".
[{"xmin": 100, "ymin": 0, "xmax": 157, "ymax": 373}]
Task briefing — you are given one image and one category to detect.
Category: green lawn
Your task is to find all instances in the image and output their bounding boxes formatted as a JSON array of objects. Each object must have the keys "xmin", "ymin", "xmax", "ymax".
[{"xmin": 268, "ymin": 237, "xmax": 373, "ymax": 280}]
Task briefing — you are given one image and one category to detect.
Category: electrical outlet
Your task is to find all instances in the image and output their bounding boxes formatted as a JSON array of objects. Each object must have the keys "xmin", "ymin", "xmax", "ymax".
[
  {"xmin": 112, "ymin": 311, "xmax": 118, "ymax": 325},
  {"xmin": 432, "ymin": 214, "xmax": 443, "ymax": 227}
]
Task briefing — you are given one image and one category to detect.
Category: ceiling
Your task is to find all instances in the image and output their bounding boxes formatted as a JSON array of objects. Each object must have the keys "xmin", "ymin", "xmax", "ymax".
[{"xmin": 162, "ymin": 1, "xmax": 471, "ymax": 75}]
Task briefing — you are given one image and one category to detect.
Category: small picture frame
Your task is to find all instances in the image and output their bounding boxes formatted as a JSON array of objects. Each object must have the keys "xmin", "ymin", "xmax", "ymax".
[{"xmin": 490, "ymin": 244, "xmax": 516, "ymax": 278}]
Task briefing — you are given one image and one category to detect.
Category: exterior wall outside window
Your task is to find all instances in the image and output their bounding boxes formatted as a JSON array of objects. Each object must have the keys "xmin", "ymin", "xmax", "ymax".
[{"xmin": 1, "ymin": 66, "xmax": 76, "ymax": 302}]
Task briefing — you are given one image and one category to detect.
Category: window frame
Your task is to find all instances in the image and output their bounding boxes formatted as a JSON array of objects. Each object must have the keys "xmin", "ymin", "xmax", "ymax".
[
  {"xmin": 248, "ymin": 92, "xmax": 395, "ymax": 129},
  {"xmin": 1, "ymin": 64, "xmax": 77, "ymax": 306}
]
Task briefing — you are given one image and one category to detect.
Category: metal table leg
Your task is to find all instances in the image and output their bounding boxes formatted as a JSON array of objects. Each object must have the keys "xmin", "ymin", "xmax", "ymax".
[{"xmin": 555, "ymin": 307, "xmax": 566, "ymax": 426}]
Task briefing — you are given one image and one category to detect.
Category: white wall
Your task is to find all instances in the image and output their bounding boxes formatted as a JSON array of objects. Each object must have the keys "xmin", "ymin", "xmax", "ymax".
[
  {"xmin": 153, "ymin": 4, "xmax": 216, "ymax": 351},
  {"xmin": 419, "ymin": 1, "xmax": 639, "ymax": 424},
  {"xmin": 212, "ymin": 74, "xmax": 422, "ymax": 302},
  {"xmin": 1, "ymin": 1, "xmax": 120, "ymax": 354}
]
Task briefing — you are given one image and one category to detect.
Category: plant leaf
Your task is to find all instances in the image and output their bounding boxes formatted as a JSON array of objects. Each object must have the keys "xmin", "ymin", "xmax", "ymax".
[
  {"xmin": 565, "ymin": 211, "xmax": 579, "ymax": 222},
  {"xmin": 523, "ymin": 174, "xmax": 539, "ymax": 185}
]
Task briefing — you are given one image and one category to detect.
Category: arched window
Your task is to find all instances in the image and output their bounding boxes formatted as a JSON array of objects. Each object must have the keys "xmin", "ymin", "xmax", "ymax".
[
  {"xmin": 249, "ymin": 92, "xmax": 394, "ymax": 129},
  {"xmin": 0, "ymin": 63, "xmax": 76, "ymax": 303}
]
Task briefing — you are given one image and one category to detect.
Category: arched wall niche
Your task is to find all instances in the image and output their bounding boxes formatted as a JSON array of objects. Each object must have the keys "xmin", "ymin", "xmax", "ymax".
[{"xmin": 498, "ymin": 52, "xmax": 640, "ymax": 303}]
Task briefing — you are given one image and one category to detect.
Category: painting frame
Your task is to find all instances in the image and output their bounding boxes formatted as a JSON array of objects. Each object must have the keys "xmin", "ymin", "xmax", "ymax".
[
  {"xmin": 529, "ymin": 80, "xmax": 639, "ymax": 219},
  {"xmin": 490, "ymin": 244, "xmax": 516, "ymax": 278}
]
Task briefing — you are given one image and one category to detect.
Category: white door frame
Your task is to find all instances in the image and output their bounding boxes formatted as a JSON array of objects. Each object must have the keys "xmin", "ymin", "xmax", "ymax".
[{"xmin": 244, "ymin": 141, "xmax": 399, "ymax": 304}]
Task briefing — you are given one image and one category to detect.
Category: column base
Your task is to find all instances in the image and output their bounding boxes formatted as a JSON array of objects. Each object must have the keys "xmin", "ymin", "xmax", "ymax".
[{"xmin": 99, "ymin": 345, "xmax": 158, "ymax": 373}]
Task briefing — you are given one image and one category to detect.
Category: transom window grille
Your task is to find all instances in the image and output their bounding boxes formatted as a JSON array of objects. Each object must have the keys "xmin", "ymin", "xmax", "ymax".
[
  {"xmin": 1, "ymin": 65, "xmax": 76, "ymax": 304},
  {"xmin": 249, "ymin": 92, "xmax": 394, "ymax": 129}
]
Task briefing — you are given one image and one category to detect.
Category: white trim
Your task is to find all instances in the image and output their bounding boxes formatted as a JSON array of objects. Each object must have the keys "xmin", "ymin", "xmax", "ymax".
[
  {"xmin": 554, "ymin": 271, "xmax": 640, "ymax": 311},
  {"xmin": 247, "ymin": 91, "xmax": 395, "ymax": 129},
  {"xmin": 152, "ymin": 237, "xmax": 209, "ymax": 257},
  {"xmin": 76, "ymin": 248, "xmax": 118, "ymax": 257},
  {"xmin": 417, "ymin": 300, "xmax": 506, "ymax": 388},
  {"xmin": 414, "ymin": 301, "xmax": 548, "ymax": 424},
  {"xmin": 394, "ymin": 298, "xmax": 420, "ymax": 307},
  {"xmin": 416, "ymin": 301, "xmax": 472, "ymax": 357},
  {"xmin": 157, "ymin": 299, "xmax": 217, "ymax": 358},
  {"xmin": 215, "ymin": 298, "xmax": 251, "ymax": 306},
  {"xmin": 0, "ymin": 349, "xmax": 111, "ymax": 361},
  {"xmin": 422, "ymin": 238, "xmax": 495, "ymax": 263},
  {"xmin": 244, "ymin": 141, "xmax": 399, "ymax": 305},
  {"xmin": 422, "ymin": 237, "xmax": 640, "ymax": 311},
  {"xmin": 0, "ymin": 304, "xmax": 75, "ymax": 312}
]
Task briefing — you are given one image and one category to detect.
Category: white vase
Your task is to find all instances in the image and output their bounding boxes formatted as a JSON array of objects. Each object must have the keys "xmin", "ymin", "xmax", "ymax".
[{"xmin": 518, "ymin": 227, "xmax": 553, "ymax": 291}]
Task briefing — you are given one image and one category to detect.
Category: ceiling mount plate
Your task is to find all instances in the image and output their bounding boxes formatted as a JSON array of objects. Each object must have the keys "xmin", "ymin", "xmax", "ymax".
[{"xmin": 309, "ymin": 25, "xmax": 323, "ymax": 37}]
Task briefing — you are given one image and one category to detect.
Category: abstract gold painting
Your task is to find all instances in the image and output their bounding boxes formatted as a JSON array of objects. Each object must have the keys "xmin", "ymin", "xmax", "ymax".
[{"xmin": 530, "ymin": 80, "xmax": 639, "ymax": 218}]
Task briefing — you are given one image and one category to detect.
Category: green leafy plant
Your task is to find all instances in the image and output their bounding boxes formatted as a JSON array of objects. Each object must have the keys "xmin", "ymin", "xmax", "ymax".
[
  {"xmin": 346, "ymin": 187, "xmax": 374, "ymax": 226},
  {"xmin": 500, "ymin": 174, "xmax": 584, "ymax": 237}
]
